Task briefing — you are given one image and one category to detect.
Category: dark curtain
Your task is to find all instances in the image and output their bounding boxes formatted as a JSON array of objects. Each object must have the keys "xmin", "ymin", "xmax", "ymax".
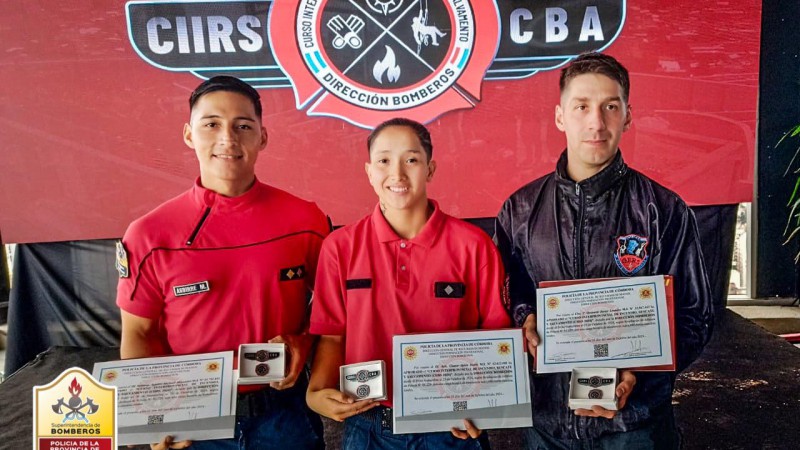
[
  {"xmin": 756, "ymin": 0, "xmax": 800, "ymax": 297},
  {"xmin": 4, "ymin": 240, "xmax": 120, "ymax": 375},
  {"xmin": 692, "ymin": 204, "xmax": 738, "ymax": 318}
]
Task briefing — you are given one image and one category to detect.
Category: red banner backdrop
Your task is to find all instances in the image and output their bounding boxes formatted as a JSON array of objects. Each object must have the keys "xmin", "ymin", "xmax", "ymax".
[{"xmin": 0, "ymin": 1, "xmax": 759, "ymax": 243}]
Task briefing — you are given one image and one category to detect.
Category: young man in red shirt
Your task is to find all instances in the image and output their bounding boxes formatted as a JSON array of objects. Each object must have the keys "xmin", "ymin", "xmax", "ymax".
[
  {"xmin": 117, "ymin": 76, "xmax": 328, "ymax": 450},
  {"xmin": 307, "ymin": 118, "xmax": 511, "ymax": 449}
]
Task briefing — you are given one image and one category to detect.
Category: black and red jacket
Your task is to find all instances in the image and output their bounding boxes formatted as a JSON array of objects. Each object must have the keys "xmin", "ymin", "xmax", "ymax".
[{"xmin": 495, "ymin": 150, "xmax": 713, "ymax": 439}]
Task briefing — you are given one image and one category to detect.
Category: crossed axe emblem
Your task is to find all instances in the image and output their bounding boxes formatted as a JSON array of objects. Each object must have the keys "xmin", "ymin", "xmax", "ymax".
[{"xmin": 52, "ymin": 396, "xmax": 100, "ymax": 423}]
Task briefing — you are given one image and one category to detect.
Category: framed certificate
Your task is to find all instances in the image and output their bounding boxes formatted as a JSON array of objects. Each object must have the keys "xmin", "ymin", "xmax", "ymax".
[
  {"xmin": 536, "ymin": 275, "xmax": 675, "ymax": 373},
  {"xmin": 392, "ymin": 329, "xmax": 532, "ymax": 434}
]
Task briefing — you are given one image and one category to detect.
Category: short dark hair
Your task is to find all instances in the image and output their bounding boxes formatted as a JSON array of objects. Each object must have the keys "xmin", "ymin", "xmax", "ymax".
[
  {"xmin": 367, "ymin": 118, "xmax": 433, "ymax": 161},
  {"xmin": 560, "ymin": 52, "xmax": 630, "ymax": 103},
  {"xmin": 189, "ymin": 75, "xmax": 262, "ymax": 118}
]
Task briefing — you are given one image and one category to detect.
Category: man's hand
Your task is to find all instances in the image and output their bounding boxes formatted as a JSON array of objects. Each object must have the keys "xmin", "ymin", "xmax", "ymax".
[
  {"xmin": 306, "ymin": 388, "xmax": 378, "ymax": 422},
  {"xmin": 574, "ymin": 370, "xmax": 636, "ymax": 419},
  {"xmin": 522, "ymin": 313, "xmax": 540, "ymax": 355},
  {"xmin": 149, "ymin": 435, "xmax": 191, "ymax": 450},
  {"xmin": 450, "ymin": 419, "xmax": 482, "ymax": 440},
  {"xmin": 268, "ymin": 334, "xmax": 315, "ymax": 390}
]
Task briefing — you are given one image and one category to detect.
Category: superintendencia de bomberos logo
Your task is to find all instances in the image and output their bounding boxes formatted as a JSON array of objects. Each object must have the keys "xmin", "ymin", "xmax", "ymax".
[
  {"xmin": 33, "ymin": 367, "xmax": 117, "ymax": 450},
  {"xmin": 270, "ymin": 0, "xmax": 500, "ymax": 127}
]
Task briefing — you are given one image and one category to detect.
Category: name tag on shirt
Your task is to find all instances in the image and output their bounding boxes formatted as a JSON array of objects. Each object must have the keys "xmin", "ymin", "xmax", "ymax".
[{"xmin": 173, "ymin": 281, "xmax": 210, "ymax": 297}]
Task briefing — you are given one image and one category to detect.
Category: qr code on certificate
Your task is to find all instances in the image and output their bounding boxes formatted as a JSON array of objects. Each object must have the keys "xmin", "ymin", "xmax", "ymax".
[
  {"xmin": 452, "ymin": 401, "xmax": 467, "ymax": 411},
  {"xmin": 147, "ymin": 414, "xmax": 164, "ymax": 424},
  {"xmin": 594, "ymin": 344, "xmax": 609, "ymax": 358}
]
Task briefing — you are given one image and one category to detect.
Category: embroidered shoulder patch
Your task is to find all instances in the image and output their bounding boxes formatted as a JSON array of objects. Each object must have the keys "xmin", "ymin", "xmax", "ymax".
[
  {"xmin": 613, "ymin": 234, "xmax": 649, "ymax": 275},
  {"xmin": 115, "ymin": 240, "xmax": 129, "ymax": 278}
]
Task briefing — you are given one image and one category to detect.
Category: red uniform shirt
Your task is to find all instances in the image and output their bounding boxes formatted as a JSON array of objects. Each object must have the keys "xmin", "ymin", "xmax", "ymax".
[
  {"xmin": 310, "ymin": 200, "xmax": 510, "ymax": 406},
  {"xmin": 117, "ymin": 179, "xmax": 329, "ymax": 357}
]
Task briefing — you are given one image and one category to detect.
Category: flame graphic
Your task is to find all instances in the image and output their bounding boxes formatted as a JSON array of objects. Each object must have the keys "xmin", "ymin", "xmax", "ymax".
[
  {"xmin": 69, "ymin": 377, "xmax": 82, "ymax": 396},
  {"xmin": 373, "ymin": 46, "xmax": 400, "ymax": 84}
]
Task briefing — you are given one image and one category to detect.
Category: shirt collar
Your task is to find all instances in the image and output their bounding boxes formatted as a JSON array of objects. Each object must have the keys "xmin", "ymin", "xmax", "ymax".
[
  {"xmin": 191, "ymin": 177, "xmax": 265, "ymax": 210},
  {"xmin": 371, "ymin": 199, "xmax": 445, "ymax": 248}
]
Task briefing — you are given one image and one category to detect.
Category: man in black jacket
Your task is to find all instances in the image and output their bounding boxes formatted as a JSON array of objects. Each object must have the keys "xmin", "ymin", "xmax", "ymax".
[{"xmin": 495, "ymin": 53, "xmax": 713, "ymax": 449}]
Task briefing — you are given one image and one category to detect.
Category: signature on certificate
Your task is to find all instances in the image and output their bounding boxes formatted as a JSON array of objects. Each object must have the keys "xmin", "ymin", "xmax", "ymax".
[{"xmin": 612, "ymin": 339, "xmax": 647, "ymax": 358}]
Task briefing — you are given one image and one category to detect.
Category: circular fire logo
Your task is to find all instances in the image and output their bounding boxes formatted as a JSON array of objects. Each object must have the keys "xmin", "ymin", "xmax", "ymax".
[
  {"xmin": 270, "ymin": 0, "xmax": 500, "ymax": 128},
  {"xmin": 547, "ymin": 297, "xmax": 560, "ymax": 310},
  {"xmin": 639, "ymin": 286, "xmax": 653, "ymax": 300},
  {"xmin": 497, "ymin": 342, "xmax": 511, "ymax": 355},
  {"xmin": 206, "ymin": 362, "xmax": 220, "ymax": 372},
  {"xmin": 403, "ymin": 346, "xmax": 418, "ymax": 360},
  {"xmin": 102, "ymin": 370, "xmax": 118, "ymax": 383}
]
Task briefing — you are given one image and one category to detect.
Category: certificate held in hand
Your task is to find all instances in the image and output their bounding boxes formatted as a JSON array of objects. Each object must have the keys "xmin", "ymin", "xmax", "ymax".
[
  {"xmin": 535, "ymin": 275, "xmax": 676, "ymax": 374},
  {"xmin": 92, "ymin": 351, "xmax": 236, "ymax": 446},
  {"xmin": 392, "ymin": 329, "xmax": 532, "ymax": 434}
]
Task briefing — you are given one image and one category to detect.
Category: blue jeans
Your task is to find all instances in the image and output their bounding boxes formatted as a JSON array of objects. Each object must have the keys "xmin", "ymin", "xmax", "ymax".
[
  {"xmin": 343, "ymin": 406, "xmax": 489, "ymax": 450},
  {"xmin": 522, "ymin": 414, "xmax": 680, "ymax": 450},
  {"xmin": 190, "ymin": 375, "xmax": 323, "ymax": 450}
]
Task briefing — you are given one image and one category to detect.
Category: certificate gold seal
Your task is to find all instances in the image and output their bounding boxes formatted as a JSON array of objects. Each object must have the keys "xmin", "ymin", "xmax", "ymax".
[
  {"xmin": 497, "ymin": 342, "xmax": 511, "ymax": 355},
  {"xmin": 102, "ymin": 371, "xmax": 118, "ymax": 383},
  {"xmin": 403, "ymin": 346, "xmax": 418, "ymax": 361}
]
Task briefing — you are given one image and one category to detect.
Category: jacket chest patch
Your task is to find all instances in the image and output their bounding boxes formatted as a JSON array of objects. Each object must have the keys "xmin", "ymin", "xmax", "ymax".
[
  {"xmin": 614, "ymin": 234, "xmax": 649, "ymax": 275},
  {"xmin": 173, "ymin": 281, "xmax": 210, "ymax": 297}
]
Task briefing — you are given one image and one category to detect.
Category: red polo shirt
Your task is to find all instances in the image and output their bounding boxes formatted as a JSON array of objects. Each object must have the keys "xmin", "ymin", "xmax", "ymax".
[
  {"xmin": 117, "ymin": 179, "xmax": 329, "ymax": 358},
  {"xmin": 310, "ymin": 200, "xmax": 511, "ymax": 406}
]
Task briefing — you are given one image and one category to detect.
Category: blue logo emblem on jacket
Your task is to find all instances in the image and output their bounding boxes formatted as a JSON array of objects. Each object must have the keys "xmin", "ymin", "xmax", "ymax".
[{"xmin": 614, "ymin": 234, "xmax": 649, "ymax": 275}]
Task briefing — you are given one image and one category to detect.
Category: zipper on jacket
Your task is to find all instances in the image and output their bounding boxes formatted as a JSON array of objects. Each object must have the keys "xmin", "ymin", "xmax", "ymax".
[
  {"xmin": 186, "ymin": 207, "xmax": 211, "ymax": 246},
  {"xmin": 575, "ymin": 182, "xmax": 586, "ymax": 279}
]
